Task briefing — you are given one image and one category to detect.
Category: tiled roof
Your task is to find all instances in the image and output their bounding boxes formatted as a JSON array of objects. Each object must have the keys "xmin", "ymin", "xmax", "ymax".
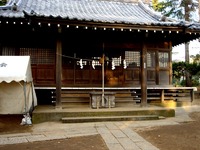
[{"xmin": 0, "ymin": 0, "xmax": 197, "ymax": 28}]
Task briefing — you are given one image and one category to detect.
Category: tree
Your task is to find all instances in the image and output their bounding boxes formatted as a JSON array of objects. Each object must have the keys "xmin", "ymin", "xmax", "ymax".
[
  {"xmin": 186, "ymin": 62, "xmax": 200, "ymax": 86},
  {"xmin": 191, "ymin": 53, "xmax": 200, "ymax": 63},
  {"xmin": 153, "ymin": 0, "xmax": 197, "ymax": 21},
  {"xmin": 172, "ymin": 59, "xmax": 200, "ymax": 86},
  {"xmin": 152, "ymin": 0, "xmax": 159, "ymax": 10},
  {"xmin": 199, "ymin": 0, "xmax": 200, "ymax": 21},
  {"xmin": 172, "ymin": 61, "xmax": 186, "ymax": 85},
  {"xmin": 153, "ymin": 0, "xmax": 198, "ymax": 86},
  {"xmin": 173, "ymin": 51, "xmax": 200, "ymax": 87}
]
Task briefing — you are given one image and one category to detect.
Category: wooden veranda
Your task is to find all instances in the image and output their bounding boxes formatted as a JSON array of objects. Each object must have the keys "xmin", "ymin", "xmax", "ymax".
[{"xmin": 0, "ymin": 0, "xmax": 200, "ymax": 110}]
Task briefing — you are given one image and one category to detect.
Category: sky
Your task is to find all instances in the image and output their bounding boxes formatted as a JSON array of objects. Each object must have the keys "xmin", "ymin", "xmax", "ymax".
[{"xmin": 172, "ymin": 39, "xmax": 200, "ymax": 62}]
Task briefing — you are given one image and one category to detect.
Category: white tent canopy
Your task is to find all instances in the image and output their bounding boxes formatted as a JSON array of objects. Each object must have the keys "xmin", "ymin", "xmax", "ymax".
[
  {"xmin": 0, "ymin": 56, "xmax": 33, "ymax": 83},
  {"xmin": 0, "ymin": 56, "xmax": 37, "ymax": 114}
]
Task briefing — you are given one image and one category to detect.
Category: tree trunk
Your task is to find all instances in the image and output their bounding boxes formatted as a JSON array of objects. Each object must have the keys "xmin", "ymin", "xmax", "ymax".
[
  {"xmin": 185, "ymin": 42, "xmax": 191, "ymax": 86},
  {"xmin": 199, "ymin": 0, "xmax": 200, "ymax": 22},
  {"xmin": 184, "ymin": 1, "xmax": 191, "ymax": 87}
]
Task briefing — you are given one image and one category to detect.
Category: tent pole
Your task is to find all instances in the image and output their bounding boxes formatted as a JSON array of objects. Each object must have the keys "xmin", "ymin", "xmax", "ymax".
[
  {"xmin": 31, "ymin": 82, "xmax": 34, "ymax": 112},
  {"xmin": 23, "ymin": 82, "xmax": 27, "ymax": 113}
]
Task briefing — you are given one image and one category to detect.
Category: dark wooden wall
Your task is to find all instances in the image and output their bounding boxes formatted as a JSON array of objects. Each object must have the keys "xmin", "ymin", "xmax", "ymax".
[{"xmin": 0, "ymin": 25, "xmax": 172, "ymax": 87}]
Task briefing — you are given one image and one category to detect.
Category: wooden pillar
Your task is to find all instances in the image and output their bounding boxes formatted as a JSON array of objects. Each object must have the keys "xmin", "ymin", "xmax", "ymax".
[
  {"xmin": 190, "ymin": 90, "xmax": 194, "ymax": 102},
  {"xmin": 141, "ymin": 42, "xmax": 147, "ymax": 106},
  {"xmin": 56, "ymin": 28, "xmax": 62, "ymax": 108},
  {"xmin": 160, "ymin": 89, "xmax": 164, "ymax": 102},
  {"xmin": 169, "ymin": 42, "xmax": 173, "ymax": 85},
  {"xmin": 155, "ymin": 51, "xmax": 159, "ymax": 85},
  {"xmin": 185, "ymin": 42, "xmax": 190, "ymax": 86}
]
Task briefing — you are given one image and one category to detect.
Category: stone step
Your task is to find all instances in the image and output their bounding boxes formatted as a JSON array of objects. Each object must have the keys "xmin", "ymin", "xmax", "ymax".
[
  {"xmin": 32, "ymin": 105, "xmax": 175, "ymax": 124},
  {"xmin": 61, "ymin": 115, "xmax": 159, "ymax": 123}
]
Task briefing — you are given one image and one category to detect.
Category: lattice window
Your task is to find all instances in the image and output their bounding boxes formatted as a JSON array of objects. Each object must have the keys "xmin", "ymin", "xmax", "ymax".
[
  {"xmin": 2, "ymin": 47, "xmax": 15, "ymax": 55},
  {"xmin": 76, "ymin": 59, "xmax": 87, "ymax": 66},
  {"xmin": 125, "ymin": 51, "xmax": 140, "ymax": 67},
  {"xmin": 159, "ymin": 52, "xmax": 169, "ymax": 68},
  {"xmin": 112, "ymin": 56, "xmax": 121, "ymax": 66},
  {"xmin": 147, "ymin": 51, "xmax": 155, "ymax": 68},
  {"xmin": 19, "ymin": 48, "xmax": 55, "ymax": 64},
  {"xmin": 92, "ymin": 57, "xmax": 101, "ymax": 66}
]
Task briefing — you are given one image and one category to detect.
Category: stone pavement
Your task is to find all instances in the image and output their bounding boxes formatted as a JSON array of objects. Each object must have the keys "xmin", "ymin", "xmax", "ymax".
[{"xmin": 1, "ymin": 105, "xmax": 200, "ymax": 150}]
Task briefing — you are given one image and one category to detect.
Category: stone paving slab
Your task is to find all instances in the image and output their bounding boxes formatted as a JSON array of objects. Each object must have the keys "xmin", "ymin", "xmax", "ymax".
[
  {"xmin": 106, "ymin": 122, "xmax": 119, "ymax": 130},
  {"xmin": 26, "ymin": 134, "xmax": 48, "ymax": 142},
  {"xmin": 135, "ymin": 141, "xmax": 159, "ymax": 150},
  {"xmin": 0, "ymin": 137, "xmax": 28, "ymax": 145},
  {"xmin": 106, "ymin": 143, "xmax": 124, "ymax": 150},
  {"xmin": 0, "ymin": 121, "xmax": 162, "ymax": 149},
  {"xmin": 100, "ymin": 133, "xmax": 119, "ymax": 144},
  {"xmin": 118, "ymin": 137, "xmax": 141, "ymax": 150},
  {"xmin": 0, "ymin": 133, "xmax": 32, "ymax": 138},
  {"xmin": 1, "ymin": 105, "xmax": 200, "ymax": 149},
  {"xmin": 121, "ymin": 128, "xmax": 146, "ymax": 142},
  {"xmin": 110, "ymin": 129, "xmax": 127, "ymax": 138}
]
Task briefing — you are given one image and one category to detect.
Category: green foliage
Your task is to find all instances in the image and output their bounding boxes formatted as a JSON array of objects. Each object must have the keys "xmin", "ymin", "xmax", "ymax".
[
  {"xmin": 172, "ymin": 61, "xmax": 186, "ymax": 79},
  {"xmin": 172, "ymin": 60, "xmax": 200, "ymax": 86},
  {"xmin": 180, "ymin": 79, "xmax": 186, "ymax": 86},
  {"xmin": 189, "ymin": 54, "xmax": 200, "ymax": 81},
  {"xmin": 152, "ymin": 0, "xmax": 159, "ymax": 10},
  {"xmin": 191, "ymin": 76, "xmax": 200, "ymax": 86},
  {"xmin": 0, "ymin": 0, "xmax": 7, "ymax": 6},
  {"xmin": 191, "ymin": 53, "xmax": 200, "ymax": 64},
  {"xmin": 153, "ymin": 0, "xmax": 197, "ymax": 21},
  {"xmin": 186, "ymin": 63, "xmax": 200, "ymax": 76},
  {"xmin": 157, "ymin": 1, "xmax": 183, "ymax": 19}
]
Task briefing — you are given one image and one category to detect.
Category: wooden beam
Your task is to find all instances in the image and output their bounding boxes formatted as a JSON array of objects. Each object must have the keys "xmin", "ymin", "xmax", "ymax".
[{"xmin": 21, "ymin": 16, "xmax": 185, "ymax": 32}]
